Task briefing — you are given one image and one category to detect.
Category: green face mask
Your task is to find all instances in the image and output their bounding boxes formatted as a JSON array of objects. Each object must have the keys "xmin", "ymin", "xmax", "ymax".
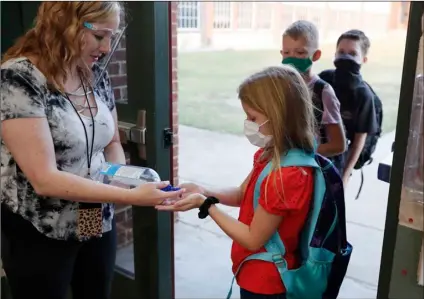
[{"xmin": 282, "ymin": 57, "xmax": 313, "ymax": 73}]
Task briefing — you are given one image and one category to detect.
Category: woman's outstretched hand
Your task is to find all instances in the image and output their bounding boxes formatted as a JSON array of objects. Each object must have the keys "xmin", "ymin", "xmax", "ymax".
[
  {"xmin": 128, "ymin": 181, "xmax": 185, "ymax": 206},
  {"xmin": 155, "ymin": 193, "xmax": 206, "ymax": 212}
]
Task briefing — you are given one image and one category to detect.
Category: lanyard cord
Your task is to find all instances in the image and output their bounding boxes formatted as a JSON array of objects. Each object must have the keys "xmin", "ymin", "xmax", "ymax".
[{"xmin": 64, "ymin": 76, "xmax": 95, "ymax": 177}]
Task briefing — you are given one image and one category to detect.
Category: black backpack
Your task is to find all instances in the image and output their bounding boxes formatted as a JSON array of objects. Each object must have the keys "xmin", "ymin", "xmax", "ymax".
[
  {"xmin": 311, "ymin": 79, "xmax": 347, "ymax": 175},
  {"xmin": 312, "ymin": 78, "xmax": 329, "ymax": 144},
  {"xmin": 319, "ymin": 70, "xmax": 384, "ymax": 199},
  {"xmin": 355, "ymin": 81, "xmax": 383, "ymax": 169}
]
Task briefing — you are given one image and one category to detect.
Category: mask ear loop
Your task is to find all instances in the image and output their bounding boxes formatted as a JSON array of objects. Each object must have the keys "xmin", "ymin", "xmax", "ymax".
[{"xmin": 258, "ymin": 119, "xmax": 269, "ymax": 129}]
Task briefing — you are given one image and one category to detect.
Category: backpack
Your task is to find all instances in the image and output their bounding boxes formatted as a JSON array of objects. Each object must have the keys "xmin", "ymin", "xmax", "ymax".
[
  {"xmin": 320, "ymin": 70, "xmax": 383, "ymax": 199},
  {"xmin": 226, "ymin": 149, "xmax": 353, "ymax": 299},
  {"xmin": 312, "ymin": 79, "xmax": 329, "ymax": 144},
  {"xmin": 312, "ymin": 79, "xmax": 346, "ymax": 175},
  {"xmin": 356, "ymin": 81, "xmax": 383, "ymax": 170}
]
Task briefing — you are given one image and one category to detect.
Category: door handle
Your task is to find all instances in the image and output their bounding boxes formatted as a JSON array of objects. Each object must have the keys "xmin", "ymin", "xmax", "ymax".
[
  {"xmin": 118, "ymin": 123, "xmax": 146, "ymax": 144},
  {"xmin": 118, "ymin": 110, "xmax": 146, "ymax": 145}
]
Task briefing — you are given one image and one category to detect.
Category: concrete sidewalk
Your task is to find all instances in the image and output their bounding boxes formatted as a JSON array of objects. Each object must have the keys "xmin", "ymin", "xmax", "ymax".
[{"xmin": 174, "ymin": 125, "xmax": 394, "ymax": 298}]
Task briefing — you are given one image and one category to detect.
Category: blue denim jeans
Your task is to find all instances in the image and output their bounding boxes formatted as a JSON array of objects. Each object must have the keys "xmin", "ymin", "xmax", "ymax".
[{"xmin": 240, "ymin": 288, "xmax": 286, "ymax": 299}]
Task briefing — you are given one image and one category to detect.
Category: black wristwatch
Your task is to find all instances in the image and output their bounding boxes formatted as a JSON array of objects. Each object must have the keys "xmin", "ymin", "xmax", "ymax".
[{"xmin": 198, "ymin": 196, "xmax": 220, "ymax": 219}]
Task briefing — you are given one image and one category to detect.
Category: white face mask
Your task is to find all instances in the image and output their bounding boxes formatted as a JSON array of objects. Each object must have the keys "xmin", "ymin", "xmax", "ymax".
[{"xmin": 244, "ymin": 119, "xmax": 272, "ymax": 148}]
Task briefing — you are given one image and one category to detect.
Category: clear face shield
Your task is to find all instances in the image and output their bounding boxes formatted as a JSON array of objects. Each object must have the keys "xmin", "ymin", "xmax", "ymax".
[{"xmin": 82, "ymin": 21, "xmax": 127, "ymax": 90}]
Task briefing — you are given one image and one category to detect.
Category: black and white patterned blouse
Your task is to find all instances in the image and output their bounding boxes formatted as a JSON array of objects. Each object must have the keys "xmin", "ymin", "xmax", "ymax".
[{"xmin": 1, "ymin": 57, "xmax": 116, "ymax": 241}]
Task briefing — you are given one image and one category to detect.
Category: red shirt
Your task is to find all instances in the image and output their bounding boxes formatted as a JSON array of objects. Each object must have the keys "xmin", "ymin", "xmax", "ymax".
[{"xmin": 231, "ymin": 149, "xmax": 314, "ymax": 294}]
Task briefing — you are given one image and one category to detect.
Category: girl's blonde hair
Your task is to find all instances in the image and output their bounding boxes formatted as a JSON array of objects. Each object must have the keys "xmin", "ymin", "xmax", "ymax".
[
  {"xmin": 2, "ymin": 1, "xmax": 123, "ymax": 92},
  {"xmin": 238, "ymin": 65, "xmax": 317, "ymax": 203}
]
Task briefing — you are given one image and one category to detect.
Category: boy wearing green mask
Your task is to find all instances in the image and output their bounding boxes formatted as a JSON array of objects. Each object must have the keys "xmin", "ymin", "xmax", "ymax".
[{"xmin": 281, "ymin": 20, "xmax": 346, "ymax": 165}]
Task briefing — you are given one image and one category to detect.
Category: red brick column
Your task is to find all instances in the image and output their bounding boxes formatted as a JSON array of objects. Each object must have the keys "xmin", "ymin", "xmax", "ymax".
[
  {"xmin": 388, "ymin": 2, "xmax": 411, "ymax": 31},
  {"xmin": 108, "ymin": 36, "xmax": 128, "ymax": 103},
  {"xmin": 170, "ymin": 2, "xmax": 179, "ymax": 188},
  {"xmin": 170, "ymin": 2, "xmax": 180, "ymax": 222}
]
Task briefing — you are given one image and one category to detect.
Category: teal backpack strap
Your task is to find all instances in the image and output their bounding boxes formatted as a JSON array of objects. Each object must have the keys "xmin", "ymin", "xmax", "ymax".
[
  {"xmin": 255, "ymin": 150, "xmax": 320, "ymax": 280},
  {"xmin": 226, "ymin": 149, "xmax": 319, "ymax": 299}
]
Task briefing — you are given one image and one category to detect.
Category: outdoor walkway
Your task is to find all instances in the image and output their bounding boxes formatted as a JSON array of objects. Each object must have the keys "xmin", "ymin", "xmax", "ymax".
[{"xmin": 174, "ymin": 125, "xmax": 394, "ymax": 298}]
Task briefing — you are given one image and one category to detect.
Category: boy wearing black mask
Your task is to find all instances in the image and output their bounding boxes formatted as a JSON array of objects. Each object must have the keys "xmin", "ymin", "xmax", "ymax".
[{"xmin": 319, "ymin": 30, "xmax": 379, "ymax": 188}]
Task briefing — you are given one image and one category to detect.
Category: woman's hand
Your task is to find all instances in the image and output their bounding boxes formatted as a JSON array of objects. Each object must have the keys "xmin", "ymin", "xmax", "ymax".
[
  {"xmin": 155, "ymin": 193, "xmax": 206, "ymax": 212},
  {"xmin": 128, "ymin": 181, "xmax": 185, "ymax": 206}
]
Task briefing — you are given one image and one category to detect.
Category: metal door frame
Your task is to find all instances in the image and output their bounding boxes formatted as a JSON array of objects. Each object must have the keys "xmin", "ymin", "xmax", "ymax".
[{"xmin": 112, "ymin": 2, "xmax": 175, "ymax": 299}]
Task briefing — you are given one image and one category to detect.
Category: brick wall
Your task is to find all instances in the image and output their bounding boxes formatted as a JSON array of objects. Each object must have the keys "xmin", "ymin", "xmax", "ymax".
[
  {"xmin": 108, "ymin": 3, "xmax": 179, "ymax": 248},
  {"xmin": 108, "ymin": 31, "xmax": 128, "ymax": 104},
  {"xmin": 171, "ymin": 2, "xmax": 179, "ymax": 188}
]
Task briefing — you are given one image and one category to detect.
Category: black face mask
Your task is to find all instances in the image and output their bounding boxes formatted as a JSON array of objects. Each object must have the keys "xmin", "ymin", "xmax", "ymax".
[
  {"xmin": 334, "ymin": 54, "xmax": 361, "ymax": 75},
  {"xmin": 333, "ymin": 54, "xmax": 362, "ymax": 89}
]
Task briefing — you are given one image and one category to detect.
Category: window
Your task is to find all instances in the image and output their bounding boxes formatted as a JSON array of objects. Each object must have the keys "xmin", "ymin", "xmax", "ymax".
[
  {"xmin": 255, "ymin": 2, "xmax": 273, "ymax": 29},
  {"xmin": 293, "ymin": 5, "xmax": 307, "ymax": 22},
  {"xmin": 213, "ymin": 2, "xmax": 232, "ymax": 29},
  {"xmin": 237, "ymin": 2, "xmax": 253, "ymax": 29},
  {"xmin": 177, "ymin": 1, "xmax": 200, "ymax": 29}
]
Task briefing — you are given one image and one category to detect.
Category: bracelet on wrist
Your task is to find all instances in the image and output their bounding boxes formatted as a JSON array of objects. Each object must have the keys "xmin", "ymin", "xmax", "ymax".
[{"xmin": 198, "ymin": 196, "xmax": 220, "ymax": 219}]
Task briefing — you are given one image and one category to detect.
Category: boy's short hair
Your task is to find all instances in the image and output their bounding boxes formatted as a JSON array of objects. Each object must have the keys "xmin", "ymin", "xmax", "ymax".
[
  {"xmin": 283, "ymin": 20, "xmax": 319, "ymax": 51},
  {"xmin": 336, "ymin": 29, "xmax": 371, "ymax": 56}
]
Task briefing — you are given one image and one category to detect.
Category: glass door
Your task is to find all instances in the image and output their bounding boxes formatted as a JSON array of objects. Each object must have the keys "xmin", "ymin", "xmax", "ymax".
[
  {"xmin": 174, "ymin": 2, "xmax": 409, "ymax": 298},
  {"xmin": 0, "ymin": 2, "xmax": 175, "ymax": 299},
  {"xmin": 110, "ymin": 2, "xmax": 175, "ymax": 299}
]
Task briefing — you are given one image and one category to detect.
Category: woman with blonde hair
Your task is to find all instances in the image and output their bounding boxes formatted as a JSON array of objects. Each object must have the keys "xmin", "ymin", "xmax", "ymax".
[
  {"xmin": 158, "ymin": 65, "xmax": 317, "ymax": 299},
  {"xmin": 0, "ymin": 2, "xmax": 183, "ymax": 298}
]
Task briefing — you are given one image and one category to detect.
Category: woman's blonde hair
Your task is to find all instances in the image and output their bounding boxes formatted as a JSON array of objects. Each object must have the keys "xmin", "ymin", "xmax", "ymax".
[
  {"xmin": 238, "ymin": 65, "xmax": 317, "ymax": 203},
  {"xmin": 2, "ymin": 1, "xmax": 123, "ymax": 92}
]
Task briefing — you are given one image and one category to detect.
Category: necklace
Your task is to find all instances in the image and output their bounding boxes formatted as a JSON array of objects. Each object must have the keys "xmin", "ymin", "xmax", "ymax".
[
  {"xmin": 73, "ymin": 98, "xmax": 98, "ymax": 114},
  {"xmin": 66, "ymin": 85, "xmax": 98, "ymax": 113},
  {"xmin": 66, "ymin": 87, "xmax": 94, "ymax": 97},
  {"xmin": 65, "ymin": 75, "xmax": 93, "ymax": 97}
]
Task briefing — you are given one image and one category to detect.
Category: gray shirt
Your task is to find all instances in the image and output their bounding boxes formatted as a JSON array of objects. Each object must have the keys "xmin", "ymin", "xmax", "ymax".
[{"xmin": 1, "ymin": 57, "xmax": 116, "ymax": 240}]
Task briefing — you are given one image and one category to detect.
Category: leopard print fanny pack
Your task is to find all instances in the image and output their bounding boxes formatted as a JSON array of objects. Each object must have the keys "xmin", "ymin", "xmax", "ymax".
[{"xmin": 76, "ymin": 203, "xmax": 103, "ymax": 239}]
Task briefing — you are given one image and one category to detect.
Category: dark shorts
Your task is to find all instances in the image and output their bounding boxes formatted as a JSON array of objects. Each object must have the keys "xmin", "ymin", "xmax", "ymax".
[{"xmin": 240, "ymin": 288, "xmax": 286, "ymax": 299}]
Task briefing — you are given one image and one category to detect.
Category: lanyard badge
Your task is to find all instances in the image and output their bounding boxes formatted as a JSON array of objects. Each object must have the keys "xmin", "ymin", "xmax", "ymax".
[{"xmin": 65, "ymin": 78, "xmax": 103, "ymax": 239}]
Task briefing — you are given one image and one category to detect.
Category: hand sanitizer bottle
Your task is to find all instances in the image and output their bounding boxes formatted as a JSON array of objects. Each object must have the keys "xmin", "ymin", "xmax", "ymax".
[
  {"xmin": 94, "ymin": 162, "xmax": 181, "ymax": 204},
  {"xmin": 94, "ymin": 162, "xmax": 161, "ymax": 188}
]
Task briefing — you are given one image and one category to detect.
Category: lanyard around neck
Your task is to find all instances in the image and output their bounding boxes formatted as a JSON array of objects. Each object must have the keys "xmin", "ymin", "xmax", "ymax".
[{"xmin": 64, "ymin": 77, "xmax": 95, "ymax": 177}]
